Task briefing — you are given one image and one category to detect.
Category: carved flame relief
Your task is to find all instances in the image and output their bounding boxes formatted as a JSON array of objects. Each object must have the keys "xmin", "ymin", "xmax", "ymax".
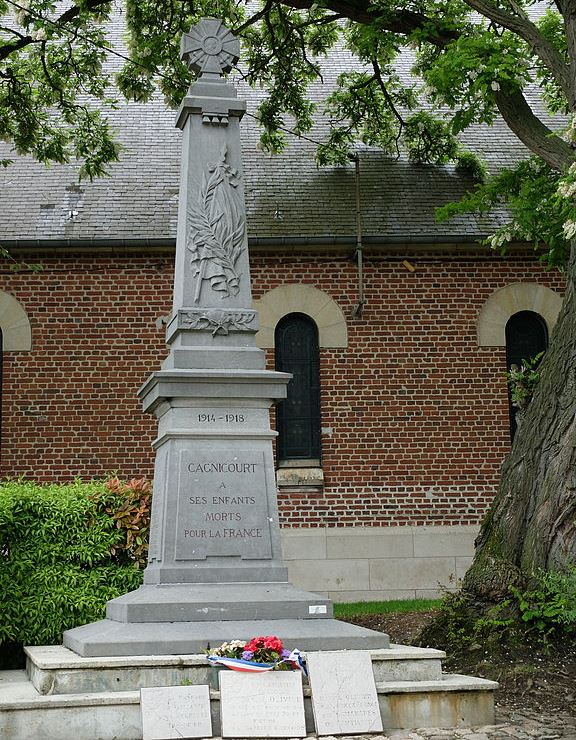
[{"xmin": 187, "ymin": 145, "xmax": 246, "ymax": 302}]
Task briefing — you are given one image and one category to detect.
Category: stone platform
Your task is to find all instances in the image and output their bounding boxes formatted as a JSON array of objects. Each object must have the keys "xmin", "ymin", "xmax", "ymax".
[
  {"xmin": 63, "ymin": 617, "xmax": 390, "ymax": 658},
  {"xmin": 0, "ymin": 645, "xmax": 498, "ymax": 739}
]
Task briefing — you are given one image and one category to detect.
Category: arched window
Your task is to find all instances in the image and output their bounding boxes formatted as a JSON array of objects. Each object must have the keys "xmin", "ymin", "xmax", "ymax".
[
  {"xmin": 505, "ymin": 310, "xmax": 548, "ymax": 439},
  {"xmin": 275, "ymin": 313, "xmax": 321, "ymax": 464}
]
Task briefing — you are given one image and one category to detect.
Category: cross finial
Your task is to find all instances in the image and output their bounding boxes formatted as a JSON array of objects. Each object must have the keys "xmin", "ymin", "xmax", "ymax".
[{"xmin": 181, "ymin": 18, "xmax": 240, "ymax": 80}]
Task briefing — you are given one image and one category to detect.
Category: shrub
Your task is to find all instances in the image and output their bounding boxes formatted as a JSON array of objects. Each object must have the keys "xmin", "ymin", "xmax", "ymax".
[
  {"xmin": 512, "ymin": 566, "xmax": 576, "ymax": 637},
  {"xmin": 0, "ymin": 479, "xmax": 145, "ymax": 666},
  {"xmin": 91, "ymin": 476, "xmax": 152, "ymax": 568}
]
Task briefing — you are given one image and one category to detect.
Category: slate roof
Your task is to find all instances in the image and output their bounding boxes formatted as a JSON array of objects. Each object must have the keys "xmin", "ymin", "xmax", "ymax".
[{"xmin": 0, "ymin": 13, "xmax": 565, "ymax": 246}]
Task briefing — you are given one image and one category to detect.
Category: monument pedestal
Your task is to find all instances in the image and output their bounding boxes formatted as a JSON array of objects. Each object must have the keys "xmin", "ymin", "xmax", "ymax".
[{"xmin": 63, "ymin": 366, "xmax": 392, "ymax": 656}]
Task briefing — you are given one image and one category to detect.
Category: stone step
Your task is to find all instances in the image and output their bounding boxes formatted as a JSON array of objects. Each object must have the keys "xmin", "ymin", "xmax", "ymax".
[
  {"xmin": 26, "ymin": 645, "xmax": 445, "ymax": 695},
  {"xmin": 105, "ymin": 583, "xmax": 334, "ymax": 623},
  {"xmin": 0, "ymin": 668, "xmax": 498, "ymax": 740}
]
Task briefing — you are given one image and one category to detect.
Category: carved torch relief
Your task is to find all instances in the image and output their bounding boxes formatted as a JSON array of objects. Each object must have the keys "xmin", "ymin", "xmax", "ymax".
[{"xmin": 186, "ymin": 144, "xmax": 246, "ymax": 303}]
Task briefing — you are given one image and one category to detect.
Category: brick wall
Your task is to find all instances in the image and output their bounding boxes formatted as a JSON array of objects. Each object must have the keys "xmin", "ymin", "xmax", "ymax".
[
  {"xmin": 0, "ymin": 248, "xmax": 565, "ymax": 530},
  {"xmin": 1, "ymin": 254, "xmax": 173, "ymax": 480}
]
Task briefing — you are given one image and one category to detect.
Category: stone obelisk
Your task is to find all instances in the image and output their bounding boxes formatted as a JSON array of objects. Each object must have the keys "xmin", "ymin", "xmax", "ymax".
[{"xmin": 64, "ymin": 18, "xmax": 389, "ymax": 657}]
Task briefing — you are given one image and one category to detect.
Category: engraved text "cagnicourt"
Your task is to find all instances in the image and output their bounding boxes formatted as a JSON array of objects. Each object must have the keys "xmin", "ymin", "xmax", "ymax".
[{"xmin": 187, "ymin": 461, "xmax": 256, "ymax": 473}]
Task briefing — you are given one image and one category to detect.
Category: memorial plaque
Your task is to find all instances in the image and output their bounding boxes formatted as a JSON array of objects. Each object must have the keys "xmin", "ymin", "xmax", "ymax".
[
  {"xmin": 307, "ymin": 650, "xmax": 383, "ymax": 735},
  {"xmin": 220, "ymin": 671, "xmax": 306, "ymax": 738},
  {"xmin": 175, "ymin": 449, "xmax": 273, "ymax": 560},
  {"xmin": 140, "ymin": 685, "xmax": 212, "ymax": 740}
]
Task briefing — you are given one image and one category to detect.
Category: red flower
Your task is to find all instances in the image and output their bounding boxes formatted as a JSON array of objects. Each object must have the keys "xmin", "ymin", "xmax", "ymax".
[{"xmin": 244, "ymin": 635, "xmax": 284, "ymax": 659}]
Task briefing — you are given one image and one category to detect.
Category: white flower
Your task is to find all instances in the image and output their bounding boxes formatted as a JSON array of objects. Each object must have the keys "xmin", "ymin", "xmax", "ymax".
[
  {"xmin": 469, "ymin": 70, "xmax": 478, "ymax": 81},
  {"xmin": 557, "ymin": 181, "xmax": 576, "ymax": 198},
  {"xmin": 32, "ymin": 28, "xmax": 47, "ymax": 41},
  {"xmin": 487, "ymin": 226, "xmax": 516, "ymax": 249},
  {"xmin": 562, "ymin": 220, "xmax": 576, "ymax": 240},
  {"xmin": 141, "ymin": 47, "xmax": 152, "ymax": 58},
  {"xmin": 490, "ymin": 81, "xmax": 500, "ymax": 91}
]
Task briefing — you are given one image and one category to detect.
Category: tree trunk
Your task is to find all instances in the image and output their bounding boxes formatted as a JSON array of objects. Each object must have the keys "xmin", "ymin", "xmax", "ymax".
[{"xmin": 463, "ymin": 245, "xmax": 576, "ymax": 599}]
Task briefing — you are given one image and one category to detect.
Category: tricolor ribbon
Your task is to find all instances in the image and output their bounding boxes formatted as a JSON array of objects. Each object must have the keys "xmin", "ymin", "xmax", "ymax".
[
  {"xmin": 284, "ymin": 648, "xmax": 308, "ymax": 676},
  {"xmin": 207, "ymin": 649, "xmax": 308, "ymax": 676}
]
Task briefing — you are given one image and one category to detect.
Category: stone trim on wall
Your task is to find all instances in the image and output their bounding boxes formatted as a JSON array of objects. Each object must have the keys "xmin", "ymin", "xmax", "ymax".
[
  {"xmin": 281, "ymin": 525, "xmax": 478, "ymax": 601},
  {"xmin": 477, "ymin": 283, "xmax": 562, "ymax": 347},
  {"xmin": 254, "ymin": 285, "xmax": 348, "ymax": 348},
  {"xmin": 277, "ymin": 467, "xmax": 324, "ymax": 488},
  {"xmin": 0, "ymin": 292, "xmax": 32, "ymax": 350}
]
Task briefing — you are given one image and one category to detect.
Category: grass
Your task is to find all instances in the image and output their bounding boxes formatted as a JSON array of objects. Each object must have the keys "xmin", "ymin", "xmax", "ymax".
[{"xmin": 334, "ymin": 598, "xmax": 441, "ymax": 618}]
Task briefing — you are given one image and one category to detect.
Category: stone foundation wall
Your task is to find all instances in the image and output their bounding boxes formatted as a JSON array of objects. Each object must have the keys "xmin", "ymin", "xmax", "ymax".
[{"xmin": 281, "ymin": 525, "xmax": 478, "ymax": 601}]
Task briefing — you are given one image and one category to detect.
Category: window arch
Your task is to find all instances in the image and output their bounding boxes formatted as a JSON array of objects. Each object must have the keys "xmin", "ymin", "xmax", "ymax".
[
  {"xmin": 255, "ymin": 284, "xmax": 347, "ymax": 349},
  {"xmin": 0, "ymin": 291, "xmax": 32, "ymax": 350},
  {"xmin": 477, "ymin": 283, "xmax": 560, "ymax": 347},
  {"xmin": 505, "ymin": 310, "xmax": 548, "ymax": 439},
  {"xmin": 275, "ymin": 313, "xmax": 321, "ymax": 464}
]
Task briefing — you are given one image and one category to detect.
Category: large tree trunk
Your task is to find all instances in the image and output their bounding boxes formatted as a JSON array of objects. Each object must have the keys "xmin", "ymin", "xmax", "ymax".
[{"xmin": 463, "ymin": 246, "xmax": 576, "ymax": 599}]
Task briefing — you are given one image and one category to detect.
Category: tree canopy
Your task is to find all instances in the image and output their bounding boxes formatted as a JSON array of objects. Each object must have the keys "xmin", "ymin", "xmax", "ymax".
[{"xmin": 1, "ymin": 0, "xmax": 575, "ymax": 261}]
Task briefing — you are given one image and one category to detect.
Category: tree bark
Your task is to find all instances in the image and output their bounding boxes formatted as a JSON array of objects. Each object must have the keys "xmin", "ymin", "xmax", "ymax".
[
  {"xmin": 464, "ymin": 244, "xmax": 576, "ymax": 599},
  {"xmin": 495, "ymin": 88, "xmax": 576, "ymax": 172}
]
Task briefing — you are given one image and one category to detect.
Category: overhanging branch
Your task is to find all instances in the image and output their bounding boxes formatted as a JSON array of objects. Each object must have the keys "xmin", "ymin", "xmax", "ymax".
[
  {"xmin": 0, "ymin": 0, "xmax": 111, "ymax": 63},
  {"xmin": 279, "ymin": 0, "xmax": 459, "ymax": 46},
  {"xmin": 463, "ymin": 0, "xmax": 573, "ymax": 105},
  {"xmin": 495, "ymin": 87, "xmax": 575, "ymax": 171}
]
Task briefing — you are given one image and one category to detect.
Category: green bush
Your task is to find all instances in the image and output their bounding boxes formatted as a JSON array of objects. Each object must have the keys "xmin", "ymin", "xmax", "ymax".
[
  {"xmin": 0, "ymin": 479, "xmax": 144, "ymax": 665},
  {"xmin": 512, "ymin": 566, "xmax": 576, "ymax": 637}
]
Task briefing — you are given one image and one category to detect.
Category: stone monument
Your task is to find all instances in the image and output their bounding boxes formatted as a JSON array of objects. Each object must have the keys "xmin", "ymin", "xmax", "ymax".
[{"xmin": 63, "ymin": 18, "xmax": 389, "ymax": 657}]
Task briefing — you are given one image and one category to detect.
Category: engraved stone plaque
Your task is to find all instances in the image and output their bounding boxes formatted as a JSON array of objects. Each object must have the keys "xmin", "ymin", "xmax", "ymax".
[
  {"xmin": 141, "ymin": 685, "xmax": 212, "ymax": 739},
  {"xmin": 175, "ymin": 449, "xmax": 273, "ymax": 560},
  {"xmin": 220, "ymin": 671, "xmax": 306, "ymax": 738},
  {"xmin": 307, "ymin": 650, "xmax": 383, "ymax": 735}
]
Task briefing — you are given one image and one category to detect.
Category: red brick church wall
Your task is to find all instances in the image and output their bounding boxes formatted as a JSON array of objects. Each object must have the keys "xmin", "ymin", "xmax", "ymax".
[{"xmin": 0, "ymin": 248, "xmax": 564, "ymax": 528}]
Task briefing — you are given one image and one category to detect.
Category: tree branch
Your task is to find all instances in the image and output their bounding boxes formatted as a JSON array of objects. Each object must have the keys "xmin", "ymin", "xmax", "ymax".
[
  {"xmin": 494, "ymin": 87, "xmax": 575, "ymax": 171},
  {"xmin": 463, "ymin": 0, "xmax": 574, "ymax": 106},
  {"xmin": 279, "ymin": 0, "xmax": 459, "ymax": 46},
  {"xmin": 234, "ymin": 1, "xmax": 275, "ymax": 35},
  {"xmin": 0, "ymin": 0, "xmax": 111, "ymax": 63},
  {"xmin": 371, "ymin": 59, "xmax": 405, "ymax": 127},
  {"xmin": 560, "ymin": 0, "xmax": 576, "ymax": 107}
]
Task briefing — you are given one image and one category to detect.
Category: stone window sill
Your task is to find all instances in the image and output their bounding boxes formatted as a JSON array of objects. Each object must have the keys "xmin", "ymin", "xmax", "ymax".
[{"xmin": 276, "ymin": 467, "xmax": 324, "ymax": 488}]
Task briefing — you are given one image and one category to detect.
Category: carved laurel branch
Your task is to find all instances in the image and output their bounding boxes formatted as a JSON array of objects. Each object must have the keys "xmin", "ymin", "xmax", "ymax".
[
  {"xmin": 186, "ymin": 144, "xmax": 246, "ymax": 303},
  {"xmin": 180, "ymin": 309, "xmax": 257, "ymax": 336}
]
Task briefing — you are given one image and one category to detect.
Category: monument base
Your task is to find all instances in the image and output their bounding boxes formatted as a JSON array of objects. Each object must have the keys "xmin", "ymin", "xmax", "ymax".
[
  {"xmin": 63, "ymin": 616, "xmax": 390, "ymax": 658},
  {"xmin": 0, "ymin": 644, "xmax": 498, "ymax": 739}
]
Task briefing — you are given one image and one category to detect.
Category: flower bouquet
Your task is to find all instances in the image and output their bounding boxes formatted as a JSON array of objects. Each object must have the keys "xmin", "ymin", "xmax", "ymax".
[{"xmin": 206, "ymin": 635, "xmax": 307, "ymax": 675}]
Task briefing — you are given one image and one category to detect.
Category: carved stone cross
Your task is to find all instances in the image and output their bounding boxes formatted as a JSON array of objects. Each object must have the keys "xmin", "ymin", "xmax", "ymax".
[{"xmin": 180, "ymin": 17, "xmax": 240, "ymax": 79}]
